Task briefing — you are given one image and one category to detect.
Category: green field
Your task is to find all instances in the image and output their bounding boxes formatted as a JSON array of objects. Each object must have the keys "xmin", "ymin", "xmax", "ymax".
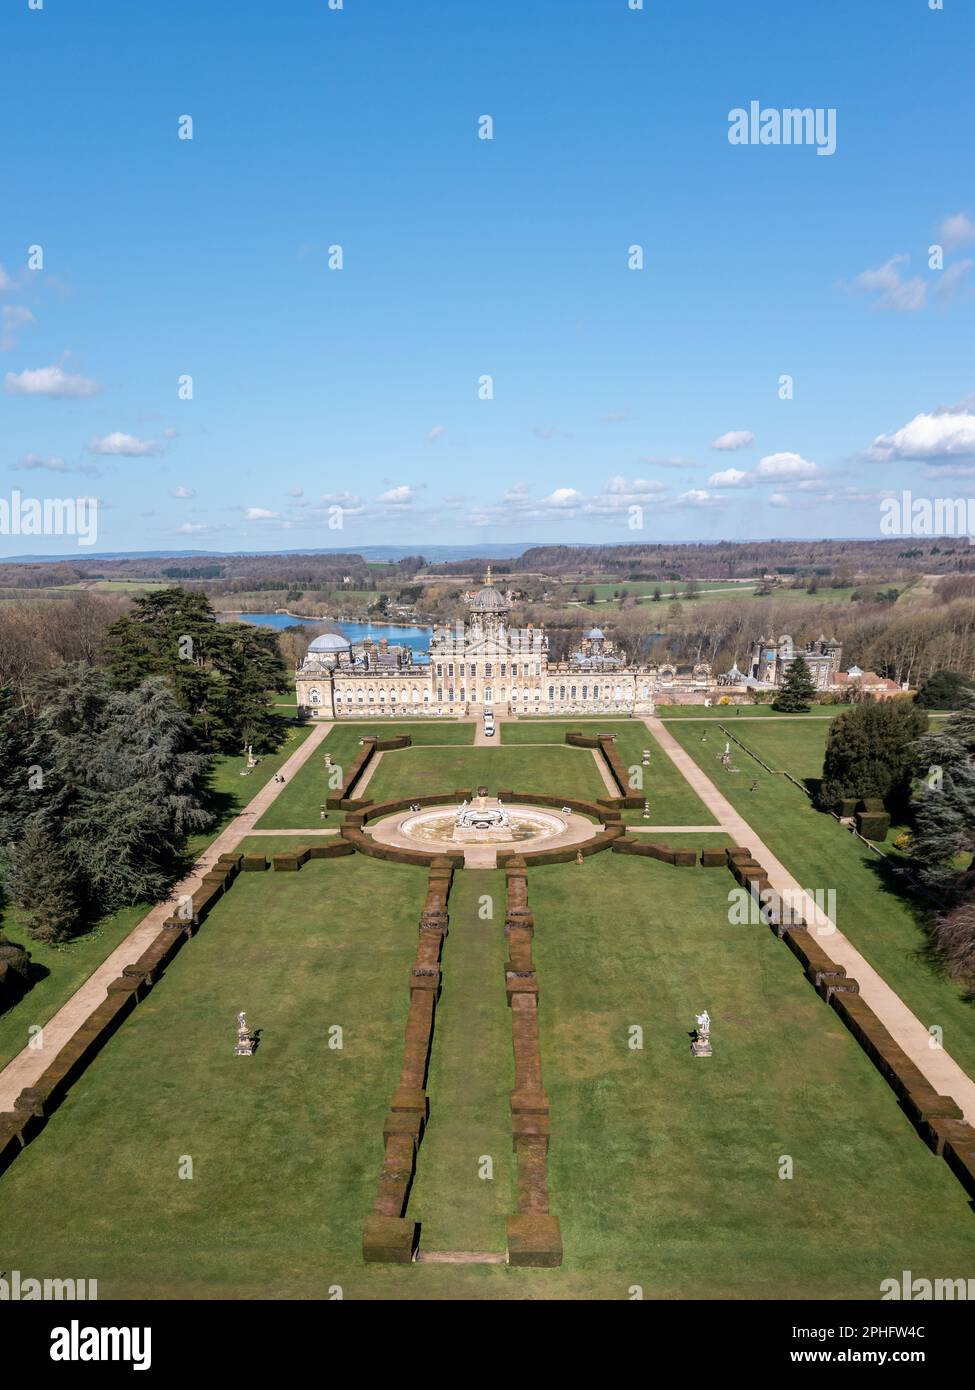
[
  {"xmin": 665, "ymin": 722, "xmax": 975, "ymax": 1080},
  {"xmin": 657, "ymin": 705, "xmax": 855, "ymax": 720},
  {"xmin": 364, "ymin": 743, "xmax": 608, "ymax": 804},
  {"xmin": 3, "ymin": 844, "xmax": 973, "ymax": 1299},
  {"xmin": 254, "ymin": 721, "xmax": 475, "ymax": 830},
  {"xmin": 0, "ymin": 723, "xmax": 313, "ymax": 1073}
]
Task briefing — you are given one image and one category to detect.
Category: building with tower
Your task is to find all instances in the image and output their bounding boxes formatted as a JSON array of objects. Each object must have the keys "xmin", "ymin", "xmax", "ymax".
[{"xmin": 295, "ymin": 575, "xmax": 859, "ymax": 717}]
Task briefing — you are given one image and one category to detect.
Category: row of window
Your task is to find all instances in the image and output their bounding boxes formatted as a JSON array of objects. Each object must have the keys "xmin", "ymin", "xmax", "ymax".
[
  {"xmin": 434, "ymin": 662, "xmax": 542, "ymax": 678},
  {"xmin": 305, "ymin": 682, "xmax": 651, "ymax": 705}
]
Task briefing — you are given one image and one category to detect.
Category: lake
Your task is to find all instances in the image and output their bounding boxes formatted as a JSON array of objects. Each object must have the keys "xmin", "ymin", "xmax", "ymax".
[{"xmin": 232, "ymin": 612, "xmax": 432, "ymax": 663}]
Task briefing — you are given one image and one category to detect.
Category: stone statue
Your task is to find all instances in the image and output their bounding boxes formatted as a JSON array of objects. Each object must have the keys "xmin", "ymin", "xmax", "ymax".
[
  {"xmin": 692, "ymin": 1010, "xmax": 712, "ymax": 1057},
  {"xmin": 235, "ymin": 1010, "xmax": 255, "ymax": 1056}
]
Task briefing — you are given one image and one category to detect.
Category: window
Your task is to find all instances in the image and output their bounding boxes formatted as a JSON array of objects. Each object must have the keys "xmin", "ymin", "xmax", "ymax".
[
  {"xmin": 436, "ymin": 663, "xmax": 443, "ymax": 677},
  {"xmin": 310, "ymin": 689, "xmax": 321, "ymax": 704},
  {"xmin": 485, "ymin": 663, "xmax": 493, "ymax": 677},
  {"xmin": 501, "ymin": 664, "xmax": 506, "ymax": 677},
  {"xmin": 448, "ymin": 663, "xmax": 454, "ymax": 677},
  {"xmin": 559, "ymin": 685, "xmax": 566, "ymax": 700},
  {"xmin": 548, "ymin": 685, "xmax": 555, "ymax": 700},
  {"xmin": 571, "ymin": 685, "xmax": 577, "ymax": 699},
  {"xmin": 437, "ymin": 687, "xmax": 443, "ymax": 702},
  {"xmin": 582, "ymin": 685, "xmax": 588, "ymax": 699}
]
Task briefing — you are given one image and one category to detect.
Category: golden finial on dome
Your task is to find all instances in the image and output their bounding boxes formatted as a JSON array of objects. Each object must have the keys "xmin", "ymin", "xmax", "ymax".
[{"xmin": 484, "ymin": 565, "xmax": 493, "ymax": 586}]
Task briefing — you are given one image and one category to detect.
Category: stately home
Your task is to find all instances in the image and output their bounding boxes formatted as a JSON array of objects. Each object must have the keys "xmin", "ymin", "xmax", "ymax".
[{"xmin": 295, "ymin": 573, "xmax": 857, "ymax": 717}]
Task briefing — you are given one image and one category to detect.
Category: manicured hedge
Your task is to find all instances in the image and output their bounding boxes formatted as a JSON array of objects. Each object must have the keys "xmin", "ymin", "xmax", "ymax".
[{"xmin": 855, "ymin": 810, "xmax": 891, "ymax": 841}]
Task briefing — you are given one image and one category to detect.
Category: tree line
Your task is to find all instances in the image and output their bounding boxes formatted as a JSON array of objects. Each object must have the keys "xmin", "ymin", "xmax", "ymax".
[{"xmin": 0, "ymin": 589, "xmax": 289, "ymax": 953}]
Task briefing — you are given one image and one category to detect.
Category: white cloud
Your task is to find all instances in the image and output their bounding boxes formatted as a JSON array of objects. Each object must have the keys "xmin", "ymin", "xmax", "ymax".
[
  {"xmin": 245, "ymin": 507, "xmax": 279, "ymax": 520},
  {"xmin": 754, "ymin": 451, "xmax": 818, "ymax": 479},
  {"xmin": 600, "ymin": 412, "xmax": 625, "ymax": 423},
  {"xmin": 923, "ymin": 462, "xmax": 975, "ymax": 478},
  {"xmin": 711, "ymin": 430, "xmax": 755, "ymax": 451},
  {"xmin": 867, "ymin": 409, "xmax": 975, "ymax": 462},
  {"xmin": 171, "ymin": 485, "xmax": 196, "ymax": 498},
  {"xmin": 603, "ymin": 475, "xmax": 666, "ymax": 496},
  {"xmin": 289, "ymin": 487, "xmax": 304, "ymax": 498},
  {"xmin": 376, "ymin": 485, "xmax": 416, "ymax": 504},
  {"xmin": 163, "ymin": 426, "xmax": 179, "ymax": 440},
  {"xmin": 854, "ymin": 255, "xmax": 927, "ymax": 312},
  {"xmin": 320, "ymin": 490, "xmax": 361, "ymax": 505},
  {"xmin": 707, "ymin": 467, "xmax": 749, "ymax": 488},
  {"xmin": 546, "ymin": 487, "xmax": 585, "ymax": 506},
  {"xmin": 940, "ymin": 212, "xmax": 975, "ymax": 251},
  {"xmin": 426, "ymin": 425, "xmax": 445, "ymax": 442},
  {"xmin": 1, "ymin": 306, "xmax": 36, "ymax": 351},
  {"xmin": 14, "ymin": 453, "xmax": 68, "ymax": 472},
  {"xmin": 5, "ymin": 363, "xmax": 101, "ymax": 397},
  {"xmin": 88, "ymin": 431, "xmax": 159, "ymax": 456},
  {"xmin": 936, "ymin": 258, "xmax": 974, "ymax": 299},
  {"xmin": 0, "ymin": 265, "xmax": 10, "ymax": 291},
  {"xmin": 675, "ymin": 489, "xmax": 721, "ymax": 508},
  {"xmin": 177, "ymin": 522, "xmax": 211, "ymax": 534}
]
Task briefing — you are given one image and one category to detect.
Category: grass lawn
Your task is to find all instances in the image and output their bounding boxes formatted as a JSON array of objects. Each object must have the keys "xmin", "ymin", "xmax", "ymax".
[
  {"xmin": 0, "ymin": 721, "xmax": 314, "ymax": 1074},
  {"xmin": 363, "ymin": 744, "xmax": 608, "ymax": 804},
  {"xmin": 717, "ymin": 720, "xmax": 833, "ymax": 782},
  {"xmin": 254, "ymin": 722, "xmax": 475, "ymax": 830},
  {"xmin": 501, "ymin": 719, "xmax": 633, "ymax": 744},
  {"xmin": 0, "ymin": 904, "xmax": 147, "ymax": 1072},
  {"xmin": 529, "ymin": 852, "xmax": 975, "ymax": 1297},
  {"xmin": 502, "ymin": 720, "xmax": 716, "ymax": 824},
  {"xmin": 5, "ymin": 733, "xmax": 974, "ymax": 1301},
  {"xmin": 407, "ymin": 868, "xmax": 513, "ymax": 1251},
  {"xmin": 727, "ymin": 712, "xmax": 950, "ymax": 786},
  {"xmin": 0, "ymin": 855, "xmax": 431, "ymax": 1299},
  {"xmin": 607, "ymin": 724, "xmax": 718, "ymax": 825},
  {"xmin": 665, "ymin": 722, "xmax": 975, "ymax": 1080},
  {"xmin": 657, "ymin": 705, "xmax": 854, "ymax": 720}
]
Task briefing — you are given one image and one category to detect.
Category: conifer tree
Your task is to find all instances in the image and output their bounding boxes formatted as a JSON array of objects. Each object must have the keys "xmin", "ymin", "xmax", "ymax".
[{"xmin": 772, "ymin": 654, "xmax": 817, "ymax": 712}]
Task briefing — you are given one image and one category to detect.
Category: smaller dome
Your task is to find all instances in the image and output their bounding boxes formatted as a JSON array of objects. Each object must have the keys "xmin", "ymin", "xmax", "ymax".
[
  {"xmin": 586, "ymin": 627, "xmax": 605, "ymax": 640},
  {"xmin": 308, "ymin": 632, "xmax": 351, "ymax": 653},
  {"xmin": 473, "ymin": 586, "xmax": 507, "ymax": 611}
]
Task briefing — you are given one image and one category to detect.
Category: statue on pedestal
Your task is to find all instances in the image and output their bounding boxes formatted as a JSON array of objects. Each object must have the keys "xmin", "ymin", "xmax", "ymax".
[
  {"xmin": 691, "ymin": 1009, "xmax": 712, "ymax": 1058},
  {"xmin": 235, "ymin": 1010, "xmax": 256, "ymax": 1056}
]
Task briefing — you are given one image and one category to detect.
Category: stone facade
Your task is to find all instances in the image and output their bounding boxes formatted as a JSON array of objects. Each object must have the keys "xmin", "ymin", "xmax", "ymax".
[{"xmin": 295, "ymin": 575, "xmax": 848, "ymax": 718}]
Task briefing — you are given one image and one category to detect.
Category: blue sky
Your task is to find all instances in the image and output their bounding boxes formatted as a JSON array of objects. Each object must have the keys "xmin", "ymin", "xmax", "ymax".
[{"xmin": 2, "ymin": 0, "xmax": 974, "ymax": 556}]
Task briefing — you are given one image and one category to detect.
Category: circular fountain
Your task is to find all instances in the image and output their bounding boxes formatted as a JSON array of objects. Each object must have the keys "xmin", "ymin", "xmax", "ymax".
[
  {"xmin": 401, "ymin": 797, "xmax": 566, "ymax": 846},
  {"xmin": 366, "ymin": 794, "xmax": 600, "ymax": 860}
]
